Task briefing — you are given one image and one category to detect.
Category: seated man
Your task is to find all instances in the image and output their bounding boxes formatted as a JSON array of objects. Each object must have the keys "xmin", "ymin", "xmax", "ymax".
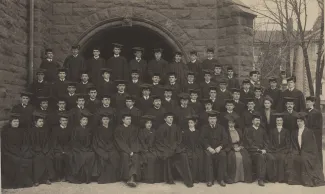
[
  {"xmin": 114, "ymin": 113, "xmax": 141, "ymax": 187},
  {"xmin": 200, "ymin": 111, "xmax": 228, "ymax": 187},
  {"xmin": 244, "ymin": 113, "xmax": 276, "ymax": 186},
  {"xmin": 11, "ymin": 91, "xmax": 34, "ymax": 128},
  {"xmin": 154, "ymin": 112, "xmax": 194, "ymax": 187}
]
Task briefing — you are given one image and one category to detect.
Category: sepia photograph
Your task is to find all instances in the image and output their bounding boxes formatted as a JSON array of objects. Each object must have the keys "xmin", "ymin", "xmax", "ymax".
[{"xmin": 0, "ymin": 0, "xmax": 324, "ymax": 193}]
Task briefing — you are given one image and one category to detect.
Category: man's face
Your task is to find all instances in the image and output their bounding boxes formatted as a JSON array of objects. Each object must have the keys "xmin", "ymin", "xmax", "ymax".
[
  {"xmin": 102, "ymin": 98, "xmax": 110, "ymax": 106},
  {"xmin": 77, "ymin": 98, "xmax": 85, "ymax": 106},
  {"xmin": 220, "ymin": 83, "xmax": 227, "ymax": 90},
  {"xmin": 72, "ymin": 48, "xmax": 79, "ymax": 55},
  {"xmin": 59, "ymin": 117, "xmax": 68, "ymax": 126},
  {"xmin": 180, "ymin": 99, "xmax": 188, "ymax": 106},
  {"xmin": 264, "ymin": 100, "xmax": 272, "ymax": 109},
  {"xmin": 209, "ymin": 90, "xmax": 217, "ymax": 98},
  {"xmin": 57, "ymin": 101, "xmax": 66, "ymax": 110},
  {"xmin": 21, "ymin": 96, "xmax": 29, "ymax": 105},
  {"xmin": 226, "ymin": 103, "xmax": 234, "ymax": 111},
  {"xmin": 11, "ymin": 119, "xmax": 19, "ymax": 128},
  {"xmin": 123, "ymin": 116, "xmax": 132, "ymax": 125},
  {"xmin": 233, "ymin": 92, "xmax": 240, "ymax": 100},
  {"xmin": 113, "ymin": 47, "xmax": 121, "ymax": 55},
  {"xmin": 153, "ymin": 99, "xmax": 161, "ymax": 107},
  {"xmin": 36, "ymin": 118, "xmax": 44, "ymax": 127},
  {"xmin": 306, "ymin": 100, "xmax": 314, "ymax": 109},
  {"xmin": 165, "ymin": 116, "xmax": 173, "ymax": 124},
  {"xmin": 169, "ymin": 76, "xmax": 176, "ymax": 83},
  {"xmin": 37, "ymin": 73, "xmax": 45, "ymax": 80},
  {"xmin": 207, "ymin": 52, "xmax": 214, "ymax": 58},
  {"xmin": 126, "ymin": 100, "xmax": 134, "ymax": 108},
  {"xmin": 135, "ymin": 51, "xmax": 142, "ymax": 58},
  {"xmin": 204, "ymin": 74, "xmax": 211, "ymax": 81},
  {"xmin": 175, "ymin": 54, "xmax": 182, "ymax": 62},
  {"xmin": 40, "ymin": 101, "xmax": 48, "ymax": 109},
  {"xmin": 164, "ymin": 91, "xmax": 172, "ymax": 98},
  {"xmin": 251, "ymin": 74, "xmax": 258, "ymax": 82},
  {"xmin": 243, "ymin": 83, "xmax": 250, "ymax": 90},
  {"xmin": 214, "ymin": 67, "xmax": 222, "ymax": 74},
  {"xmin": 208, "ymin": 116, "xmax": 217, "ymax": 125},
  {"xmin": 286, "ymin": 102, "xmax": 294, "ymax": 110},
  {"xmin": 205, "ymin": 103, "xmax": 212, "ymax": 110},
  {"xmin": 46, "ymin": 52, "xmax": 53, "ymax": 59},
  {"xmin": 188, "ymin": 120, "xmax": 196, "ymax": 128},
  {"xmin": 276, "ymin": 117, "xmax": 283, "ymax": 126},
  {"xmin": 102, "ymin": 72, "xmax": 110, "ymax": 79},
  {"xmin": 190, "ymin": 54, "xmax": 197, "ymax": 61},
  {"xmin": 67, "ymin": 86, "xmax": 76, "ymax": 93},
  {"xmin": 93, "ymin": 50, "xmax": 100, "ymax": 57},
  {"xmin": 145, "ymin": 120, "xmax": 153, "ymax": 129},
  {"xmin": 288, "ymin": 80, "xmax": 295, "ymax": 88},
  {"xmin": 270, "ymin": 81, "xmax": 277, "ymax": 88},
  {"xmin": 142, "ymin": 89, "xmax": 150, "ymax": 96},
  {"xmin": 131, "ymin": 73, "xmax": 139, "ymax": 80},
  {"xmin": 81, "ymin": 74, "xmax": 89, "ymax": 82},
  {"xmin": 80, "ymin": 117, "xmax": 88, "ymax": 126},
  {"xmin": 89, "ymin": 90, "xmax": 97, "ymax": 99},
  {"xmin": 102, "ymin": 117, "xmax": 110, "ymax": 126},
  {"xmin": 190, "ymin": 93, "xmax": 198, "ymax": 100},
  {"xmin": 227, "ymin": 70, "xmax": 234, "ymax": 76},
  {"xmin": 154, "ymin": 52, "xmax": 162, "ymax": 60},
  {"xmin": 255, "ymin": 90, "xmax": 262, "ymax": 97},
  {"xmin": 252, "ymin": 118, "xmax": 260, "ymax": 127},
  {"xmin": 152, "ymin": 76, "xmax": 160, "ymax": 83},
  {"xmin": 58, "ymin": 72, "xmax": 66, "ymax": 79},
  {"xmin": 117, "ymin": 84, "xmax": 125, "ymax": 92},
  {"xmin": 187, "ymin": 75, "xmax": 195, "ymax": 82},
  {"xmin": 247, "ymin": 102, "xmax": 255, "ymax": 110}
]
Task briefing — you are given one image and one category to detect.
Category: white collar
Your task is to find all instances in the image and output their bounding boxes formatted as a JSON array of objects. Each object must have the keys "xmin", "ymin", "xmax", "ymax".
[
  {"xmin": 41, "ymin": 107, "xmax": 47, "ymax": 111},
  {"xmin": 181, "ymin": 105, "xmax": 187, "ymax": 108},
  {"xmin": 298, "ymin": 126, "xmax": 305, "ymax": 134},
  {"xmin": 89, "ymin": 98, "xmax": 96, "ymax": 101},
  {"xmin": 170, "ymin": 82, "xmax": 176, "ymax": 85},
  {"xmin": 165, "ymin": 97, "xmax": 171, "ymax": 101},
  {"xmin": 287, "ymin": 109, "xmax": 293, "ymax": 114},
  {"xmin": 250, "ymin": 80, "xmax": 256, "ymax": 85},
  {"xmin": 220, "ymin": 89, "xmax": 226, "ymax": 92},
  {"xmin": 118, "ymin": 91, "xmax": 124, "ymax": 94},
  {"xmin": 234, "ymin": 99, "xmax": 239, "ymax": 103},
  {"xmin": 228, "ymin": 75, "xmax": 233, "ymax": 79},
  {"xmin": 60, "ymin": 124, "xmax": 67, "ymax": 129},
  {"xmin": 47, "ymin": 58, "xmax": 52, "ymax": 62},
  {"xmin": 103, "ymin": 104, "xmax": 110, "ymax": 108},
  {"xmin": 59, "ymin": 108, "xmax": 65, "ymax": 111},
  {"xmin": 104, "ymin": 78, "xmax": 110, "ymax": 82},
  {"xmin": 244, "ymin": 89, "xmax": 249, "ymax": 93},
  {"xmin": 252, "ymin": 125, "xmax": 259, "ymax": 130},
  {"xmin": 205, "ymin": 80, "xmax": 210, "ymax": 84},
  {"xmin": 208, "ymin": 57, "xmax": 213, "ymax": 60},
  {"xmin": 143, "ymin": 95, "xmax": 149, "ymax": 99},
  {"xmin": 77, "ymin": 105, "xmax": 84, "ymax": 109},
  {"xmin": 308, "ymin": 108, "xmax": 314, "ymax": 112},
  {"xmin": 154, "ymin": 106, "xmax": 161, "ymax": 110},
  {"xmin": 94, "ymin": 56, "xmax": 99, "ymax": 59},
  {"xmin": 38, "ymin": 80, "xmax": 44, "ymax": 83},
  {"xmin": 69, "ymin": 93, "xmax": 75, "ymax": 96},
  {"xmin": 166, "ymin": 123, "xmax": 172, "ymax": 127},
  {"xmin": 153, "ymin": 82, "xmax": 158, "ymax": 85},
  {"xmin": 189, "ymin": 127, "xmax": 195, "ymax": 132},
  {"xmin": 188, "ymin": 81, "xmax": 194, "ymax": 84},
  {"xmin": 123, "ymin": 124, "xmax": 129, "ymax": 127},
  {"xmin": 136, "ymin": 57, "xmax": 141, "ymax": 61},
  {"xmin": 191, "ymin": 59, "xmax": 196, "ymax": 63},
  {"xmin": 132, "ymin": 79, "xmax": 138, "ymax": 83},
  {"xmin": 276, "ymin": 126, "xmax": 282, "ymax": 131},
  {"xmin": 73, "ymin": 54, "xmax": 78, "ymax": 57},
  {"xmin": 82, "ymin": 81, "xmax": 88, "ymax": 84},
  {"xmin": 60, "ymin": 78, "xmax": 65, "ymax": 82},
  {"xmin": 227, "ymin": 110, "xmax": 233, "ymax": 114},
  {"xmin": 191, "ymin": 99, "xmax": 196, "ymax": 103},
  {"xmin": 270, "ymin": 86, "xmax": 276, "ymax": 90},
  {"xmin": 114, "ymin": 54, "xmax": 119, "ymax": 58},
  {"xmin": 288, "ymin": 87, "xmax": 294, "ymax": 91},
  {"xmin": 128, "ymin": 106, "xmax": 134, "ymax": 109}
]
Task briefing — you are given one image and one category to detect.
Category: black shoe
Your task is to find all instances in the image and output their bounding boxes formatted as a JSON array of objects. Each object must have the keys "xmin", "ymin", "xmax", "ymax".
[
  {"xmin": 127, "ymin": 180, "xmax": 137, "ymax": 187},
  {"xmin": 226, "ymin": 179, "xmax": 234, "ymax": 184},
  {"xmin": 186, "ymin": 183, "xmax": 194, "ymax": 188},
  {"xmin": 219, "ymin": 180, "xmax": 226, "ymax": 187},
  {"xmin": 258, "ymin": 180, "xmax": 265, "ymax": 187},
  {"xmin": 46, "ymin": 180, "xmax": 51, "ymax": 185},
  {"xmin": 34, "ymin": 182, "xmax": 39, "ymax": 187},
  {"xmin": 207, "ymin": 182, "xmax": 213, "ymax": 187},
  {"xmin": 167, "ymin": 181, "xmax": 175, "ymax": 184}
]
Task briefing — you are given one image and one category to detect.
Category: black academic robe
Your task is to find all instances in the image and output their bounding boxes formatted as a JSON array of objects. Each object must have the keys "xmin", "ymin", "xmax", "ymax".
[
  {"xmin": 154, "ymin": 123, "xmax": 193, "ymax": 186},
  {"xmin": 263, "ymin": 87, "xmax": 281, "ymax": 110},
  {"xmin": 48, "ymin": 109, "xmax": 69, "ymax": 127},
  {"xmin": 151, "ymin": 84, "xmax": 164, "ymax": 97},
  {"xmin": 287, "ymin": 128, "xmax": 325, "ymax": 186},
  {"xmin": 198, "ymin": 110, "xmax": 211, "ymax": 127},
  {"xmin": 129, "ymin": 59, "xmax": 147, "ymax": 81},
  {"xmin": 63, "ymin": 55, "xmax": 85, "ymax": 82},
  {"xmin": 219, "ymin": 111, "xmax": 242, "ymax": 129},
  {"xmin": 11, "ymin": 104, "xmax": 34, "ymax": 128},
  {"xmin": 86, "ymin": 57, "xmax": 106, "ymax": 86},
  {"xmin": 51, "ymin": 125, "xmax": 72, "ymax": 180},
  {"xmin": 211, "ymin": 74, "xmax": 224, "ymax": 86},
  {"xmin": 199, "ymin": 81, "xmax": 216, "ymax": 99},
  {"xmin": 200, "ymin": 124, "xmax": 228, "ymax": 182},
  {"xmin": 67, "ymin": 125, "xmax": 96, "ymax": 183},
  {"xmin": 147, "ymin": 58, "xmax": 168, "ymax": 83},
  {"xmin": 112, "ymin": 92, "xmax": 128, "ymax": 110},
  {"xmin": 210, "ymin": 98, "xmax": 222, "ymax": 112},
  {"xmin": 241, "ymin": 110, "xmax": 260, "ymax": 129},
  {"xmin": 282, "ymin": 110, "xmax": 298, "ymax": 132},
  {"xmin": 117, "ymin": 107, "xmax": 142, "ymax": 127},
  {"xmin": 269, "ymin": 127, "xmax": 290, "ymax": 182},
  {"xmin": 29, "ymin": 80, "xmax": 52, "ymax": 103},
  {"xmin": 182, "ymin": 82, "xmax": 199, "ymax": 93},
  {"xmin": 227, "ymin": 76, "xmax": 240, "ymax": 89},
  {"xmin": 107, "ymin": 56, "xmax": 129, "ymax": 81},
  {"xmin": 306, "ymin": 109, "xmax": 323, "ymax": 165},
  {"xmin": 85, "ymin": 98, "xmax": 101, "ymax": 114},
  {"xmin": 240, "ymin": 89, "xmax": 254, "ymax": 105},
  {"xmin": 181, "ymin": 128, "xmax": 205, "ymax": 182},
  {"xmin": 1, "ymin": 126, "xmax": 33, "ymax": 188},
  {"xmin": 165, "ymin": 82, "xmax": 181, "ymax": 98},
  {"xmin": 202, "ymin": 58, "xmax": 218, "ymax": 72},
  {"xmin": 224, "ymin": 128, "xmax": 252, "ymax": 183},
  {"xmin": 162, "ymin": 98, "xmax": 177, "ymax": 113},
  {"xmin": 95, "ymin": 106, "xmax": 117, "ymax": 126},
  {"xmin": 127, "ymin": 81, "xmax": 142, "ymax": 97},
  {"xmin": 217, "ymin": 89, "xmax": 232, "ymax": 110},
  {"xmin": 65, "ymin": 93, "xmax": 78, "ymax": 111},
  {"xmin": 96, "ymin": 79, "xmax": 116, "ymax": 98},
  {"xmin": 51, "ymin": 79, "xmax": 68, "ymax": 98},
  {"xmin": 253, "ymin": 96, "xmax": 264, "ymax": 112},
  {"xmin": 28, "ymin": 126, "xmax": 55, "ymax": 183},
  {"xmin": 186, "ymin": 61, "xmax": 202, "ymax": 80},
  {"xmin": 136, "ymin": 96, "xmax": 153, "ymax": 114},
  {"xmin": 92, "ymin": 125, "xmax": 120, "ymax": 183},
  {"xmin": 260, "ymin": 109, "xmax": 276, "ymax": 135},
  {"xmin": 174, "ymin": 106, "xmax": 196, "ymax": 128},
  {"xmin": 76, "ymin": 82, "xmax": 93, "ymax": 95},
  {"xmin": 40, "ymin": 59, "xmax": 61, "ymax": 83},
  {"xmin": 165, "ymin": 62, "xmax": 189, "ymax": 86},
  {"xmin": 146, "ymin": 107, "xmax": 166, "ymax": 129},
  {"xmin": 188, "ymin": 100, "xmax": 203, "ymax": 114},
  {"xmin": 278, "ymin": 88, "xmax": 306, "ymax": 112},
  {"xmin": 114, "ymin": 124, "xmax": 141, "ymax": 180},
  {"xmin": 69, "ymin": 107, "xmax": 92, "ymax": 128},
  {"xmin": 244, "ymin": 126, "xmax": 276, "ymax": 181},
  {"xmin": 233, "ymin": 100, "xmax": 246, "ymax": 115},
  {"xmin": 138, "ymin": 128, "xmax": 157, "ymax": 183}
]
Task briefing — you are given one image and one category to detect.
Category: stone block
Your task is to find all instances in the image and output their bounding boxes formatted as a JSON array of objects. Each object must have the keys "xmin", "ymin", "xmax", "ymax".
[
  {"xmin": 51, "ymin": 15, "xmax": 66, "ymax": 25},
  {"xmin": 169, "ymin": 0, "xmax": 184, "ymax": 8},
  {"xmin": 199, "ymin": 0, "xmax": 216, "ymax": 6},
  {"xmin": 109, "ymin": 7, "xmax": 128, "ymax": 18},
  {"xmin": 96, "ymin": 3, "xmax": 115, "ymax": 9},
  {"xmin": 201, "ymin": 29, "xmax": 216, "ymax": 39},
  {"xmin": 72, "ymin": 7, "xmax": 96, "ymax": 16},
  {"xmin": 96, "ymin": 9, "xmax": 110, "ymax": 21},
  {"xmin": 159, "ymin": 9, "xmax": 177, "ymax": 19},
  {"xmin": 53, "ymin": 3, "xmax": 72, "ymax": 15},
  {"xmin": 51, "ymin": 25, "xmax": 71, "ymax": 35},
  {"xmin": 178, "ymin": 33, "xmax": 191, "ymax": 45},
  {"xmin": 176, "ymin": 10, "xmax": 191, "ymax": 19},
  {"xmin": 184, "ymin": 0, "xmax": 199, "ymax": 7},
  {"xmin": 190, "ymin": 8, "xmax": 209, "ymax": 19},
  {"xmin": 72, "ymin": 0, "xmax": 97, "ymax": 8},
  {"xmin": 186, "ymin": 29, "xmax": 200, "ymax": 39},
  {"xmin": 133, "ymin": 7, "xmax": 149, "ymax": 19},
  {"xmin": 0, "ymin": 25, "xmax": 9, "ymax": 38},
  {"xmin": 88, "ymin": 13, "xmax": 100, "ymax": 25},
  {"xmin": 193, "ymin": 40, "xmax": 207, "ymax": 46},
  {"xmin": 147, "ymin": 11, "xmax": 168, "ymax": 25},
  {"xmin": 65, "ymin": 16, "xmax": 82, "ymax": 25}
]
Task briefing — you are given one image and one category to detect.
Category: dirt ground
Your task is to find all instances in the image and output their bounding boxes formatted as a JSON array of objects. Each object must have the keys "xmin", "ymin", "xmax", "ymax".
[{"xmin": 2, "ymin": 151, "xmax": 325, "ymax": 194}]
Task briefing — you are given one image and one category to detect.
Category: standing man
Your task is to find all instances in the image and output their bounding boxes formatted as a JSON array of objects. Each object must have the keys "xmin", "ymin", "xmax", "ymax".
[
  {"xmin": 263, "ymin": 77, "xmax": 281, "ymax": 110},
  {"xmin": 226, "ymin": 66, "xmax": 240, "ymax": 89},
  {"xmin": 147, "ymin": 48, "xmax": 168, "ymax": 84},
  {"xmin": 187, "ymin": 50, "xmax": 201, "ymax": 81},
  {"xmin": 249, "ymin": 71, "xmax": 259, "ymax": 89},
  {"xmin": 107, "ymin": 43, "xmax": 129, "ymax": 81},
  {"xmin": 129, "ymin": 47, "xmax": 147, "ymax": 81},
  {"xmin": 202, "ymin": 48, "xmax": 218, "ymax": 71},
  {"xmin": 165, "ymin": 51, "xmax": 189, "ymax": 86},
  {"xmin": 63, "ymin": 45, "xmax": 85, "ymax": 82},
  {"xmin": 86, "ymin": 47, "xmax": 106, "ymax": 87},
  {"xmin": 240, "ymin": 79, "xmax": 254, "ymax": 105},
  {"xmin": 40, "ymin": 48, "xmax": 61, "ymax": 83}
]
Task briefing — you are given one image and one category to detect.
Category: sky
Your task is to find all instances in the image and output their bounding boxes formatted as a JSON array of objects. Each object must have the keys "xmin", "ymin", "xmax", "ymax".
[{"xmin": 240, "ymin": 0, "xmax": 321, "ymax": 31}]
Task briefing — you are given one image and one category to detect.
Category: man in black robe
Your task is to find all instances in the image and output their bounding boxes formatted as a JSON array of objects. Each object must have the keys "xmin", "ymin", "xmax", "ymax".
[
  {"xmin": 249, "ymin": 71, "xmax": 259, "ymax": 89},
  {"xmin": 95, "ymin": 94, "xmax": 117, "ymax": 127},
  {"xmin": 146, "ymin": 95, "xmax": 166, "ymax": 129},
  {"xmin": 188, "ymin": 89, "xmax": 203, "ymax": 113},
  {"xmin": 165, "ymin": 52, "xmax": 189, "ymax": 86},
  {"xmin": 107, "ymin": 43, "xmax": 129, "ymax": 81},
  {"xmin": 11, "ymin": 91, "xmax": 34, "ymax": 128},
  {"xmin": 232, "ymin": 88, "xmax": 245, "ymax": 114},
  {"xmin": 51, "ymin": 67, "xmax": 69, "ymax": 98},
  {"xmin": 202, "ymin": 48, "xmax": 218, "ymax": 72},
  {"xmin": 127, "ymin": 69, "xmax": 143, "ymax": 98},
  {"xmin": 161, "ymin": 86, "xmax": 177, "ymax": 113},
  {"xmin": 69, "ymin": 94, "xmax": 91, "ymax": 127},
  {"xmin": 200, "ymin": 69, "xmax": 216, "ymax": 99},
  {"xmin": 241, "ymin": 98, "xmax": 260, "ymax": 129},
  {"xmin": 85, "ymin": 85, "xmax": 101, "ymax": 114},
  {"xmin": 282, "ymin": 97, "xmax": 298, "ymax": 131},
  {"xmin": 253, "ymin": 86, "xmax": 264, "ymax": 112},
  {"xmin": 278, "ymin": 76, "xmax": 306, "ymax": 112},
  {"xmin": 63, "ymin": 45, "xmax": 85, "ymax": 82},
  {"xmin": 263, "ymin": 77, "xmax": 281, "ymax": 110},
  {"xmin": 164, "ymin": 72, "xmax": 182, "ymax": 98},
  {"xmin": 29, "ymin": 68, "xmax": 52, "ymax": 105},
  {"xmin": 48, "ymin": 97, "xmax": 69, "ymax": 127},
  {"xmin": 219, "ymin": 99, "xmax": 242, "ymax": 129},
  {"xmin": 86, "ymin": 47, "xmax": 106, "ymax": 86},
  {"xmin": 76, "ymin": 71, "xmax": 93, "ymax": 94},
  {"xmin": 96, "ymin": 68, "xmax": 115, "ymax": 99},
  {"xmin": 147, "ymin": 48, "xmax": 168, "ymax": 84},
  {"xmin": 212, "ymin": 64, "xmax": 225, "ymax": 86},
  {"xmin": 174, "ymin": 93, "xmax": 196, "ymax": 128},
  {"xmin": 183, "ymin": 71, "xmax": 199, "ymax": 93},
  {"xmin": 186, "ymin": 50, "xmax": 202, "ymax": 81},
  {"xmin": 199, "ymin": 99, "xmax": 214, "ymax": 127},
  {"xmin": 64, "ymin": 81, "xmax": 78, "ymax": 111},
  {"xmin": 240, "ymin": 79, "xmax": 254, "ymax": 105},
  {"xmin": 40, "ymin": 48, "xmax": 60, "ymax": 83},
  {"xmin": 150, "ymin": 73, "xmax": 164, "ymax": 97},
  {"xmin": 129, "ymin": 47, "xmax": 147, "ymax": 82},
  {"xmin": 112, "ymin": 80, "xmax": 129, "ymax": 110},
  {"xmin": 217, "ymin": 79, "xmax": 232, "ymax": 111},
  {"xmin": 154, "ymin": 112, "xmax": 194, "ymax": 187},
  {"xmin": 305, "ymin": 96, "xmax": 323, "ymax": 165},
  {"xmin": 118, "ymin": 95, "xmax": 142, "ymax": 127},
  {"xmin": 244, "ymin": 113, "xmax": 276, "ymax": 186},
  {"xmin": 209, "ymin": 85, "xmax": 222, "ymax": 111},
  {"xmin": 36, "ymin": 97, "xmax": 52, "ymax": 126},
  {"xmin": 136, "ymin": 84, "xmax": 153, "ymax": 113},
  {"xmin": 114, "ymin": 114, "xmax": 141, "ymax": 187},
  {"xmin": 200, "ymin": 111, "xmax": 228, "ymax": 187},
  {"xmin": 226, "ymin": 66, "xmax": 240, "ymax": 89}
]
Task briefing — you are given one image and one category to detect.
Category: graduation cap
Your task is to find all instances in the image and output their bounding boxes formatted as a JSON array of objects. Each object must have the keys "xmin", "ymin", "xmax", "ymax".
[
  {"xmin": 67, "ymin": 81, "xmax": 77, "ymax": 87},
  {"xmin": 152, "ymin": 72, "xmax": 161, "ymax": 77},
  {"xmin": 294, "ymin": 112, "xmax": 308, "ymax": 119},
  {"xmin": 306, "ymin": 96, "xmax": 316, "ymax": 102},
  {"xmin": 101, "ymin": 68, "xmax": 112, "ymax": 73},
  {"xmin": 86, "ymin": 84, "xmax": 97, "ymax": 91},
  {"xmin": 57, "ymin": 67, "xmax": 67, "ymax": 73},
  {"xmin": 280, "ymin": 70, "xmax": 286, "ymax": 75},
  {"xmin": 141, "ymin": 115, "xmax": 156, "ymax": 121},
  {"xmin": 140, "ymin": 83, "xmax": 152, "ymax": 90},
  {"xmin": 37, "ymin": 96, "xmax": 50, "ymax": 102},
  {"xmin": 207, "ymin": 48, "xmax": 214, "ymax": 53},
  {"xmin": 187, "ymin": 71, "xmax": 195, "ymax": 76},
  {"xmin": 264, "ymin": 95, "xmax": 273, "ymax": 104},
  {"xmin": 202, "ymin": 69, "xmax": 213, "ymax": 75},
  {"xmin": 284, "ymin": 97, "xmax": 296, "ymax": 103},
  {"xmin": 93, "ymin": 47, "xmax": 100, "ymax": 51},
  {"xmin": 207, "ymin": 110, "xmax": 220, "ymax": 117},
  {"xmin": 231, "ymin": 88, "xmax": 240, "ymax": 93},
  {"xmin": 101, "ymin": 94, "xmax": 111, "ymax": 99},
  {"xmin": 163, "ymin": 85, "xmax": 173, "ymax": 91},
  {"xmin": 112, "ymin": 43, "xmax": 123, "ymax": 48},
  {"xmin": 242, "ymin": 79, "xmax": 250, "ymax": 84},
  {"xmin": 45, "ymin": 48, "xmax": 53, "ymax": 53},
  {"xmin": 10, "ymin": 113, "xmax": 21, "ymax": 120},
  {"xmin": 174, "ymin": 51, "xmax": 182, "ymax": 56},
  {"xmin": 33, "ymin": 111, "xmax": 46, "ymax": 119},
  {"xmin": 268, "ymin": 77, "xmax": 277, "ymax": 82},
  {"xmin": 71, "ymin": 45, "xmax": 80, "ymax": 49},
  {"xmin": 164, "ymin": 112, "xmax": 174, "ymax": 118},
  {"xmin": 201, "ymin": 99, "xmax": 212, "ymax": 104},
  {"xmin": 272, "ymin": 112, "xmax": 285, "ymax": 119},
  {"xmin": 185, "ymin": 114, "xmax": 199, "ymax": 121},
  {"xmin": 167, "ymin": 72, "xmax": 176, "ymax": 77},
  {"xmin": 219, "ymin": 78, "xmax": 227, "ymax": 85},
  {"xmin": 287, "ymin": 76, "xmax": 296, "ymax": 82},
  {"xmin": 115, "ymin": 80, "xmax": 127, "ymax": 85},
  {"xmin": 99, "ymin": 111, "xmax": 113, "ymax": 118},
  {"xmin": 80, "ymin": 70, "xmax": 89, "ymax": 75},
  {"xmin": 249, "ymin": 70, "xmax": 259, "ymax": 76},
  {"xmin": 125, "ymin": 95, "xmax": 136, "ymax": 101},
  {"xmin": 75, "ymin": 93, "xmax": 87, "ymax": 99},
  {"xmin": 225, "ymin": 99, "xmax": 235, "ymax": 104},
  {"xmin": 209, "ymin": 85, "xmax": 218, "ymax": 91},
  {"xmin": 190, "ymin": 50, "xmax": 197, "ymax": 55},
  {"xmin": 227, "ymin": 66, "xmax": 234, "ymax": 71},
  {"xmin": 57, "ymin": 112, "xmax": 69, "ymax": 119},
  {"xmin": 224, "ymin": 114, "xmax": 240, "ymax": 122},
  {"xmin": 214, "ymin": 63, "xmax": 221, "ymax": 67},
  {"xmin": 130, "ymin": 69, "xmax": 140, "ymax": 74},
  {"xmin": 80, "ymin": 110, "xmax": 93, "ymax": 118},
  {"xmin": 178, "ymin": 93, "xmax": 190, "ymax": 100},
  {"xmin": 132, "ymin": 47, "xmax": 144, "ymax": 52},
  {"xmin": 56, "ymin": 96, "xmax": 67, "ymax": 103},
  {"xmin": 152, "ymin": 95, "xmax": 162, "ymax": 100},
  {"xmin": 154, "ymin": 48, "xmax": 163, "ymax": 53},
  {"xmin": 251, "ymin": 112, "xmax": 261, "ymax": 119},
  {"xmin": 246, "ymin": 98, "xmax": 255, "ymax": 103},
  {"xmin": 35, "ymin": 68, "xmax": 46, "ymax": 75},
  {"xmin": 20, "ymin": 91, "xmax": 33, "ymax": 98},
  {"xmin": 121, "ymin": 112, "xmax": 132, "ymax": 118},
  {"xmin": 189, "ymin": 89, "xmax": 200, "ymax": 94},
  {"xmin": 254, "ymin": 86, "xmax": 262, "ymax": 91}
]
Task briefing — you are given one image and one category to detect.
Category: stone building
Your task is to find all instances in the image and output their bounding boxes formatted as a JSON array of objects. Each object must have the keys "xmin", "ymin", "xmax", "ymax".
[{"xmin": 0, "ymin": 0, "xmax": 256, "ymax": 126}]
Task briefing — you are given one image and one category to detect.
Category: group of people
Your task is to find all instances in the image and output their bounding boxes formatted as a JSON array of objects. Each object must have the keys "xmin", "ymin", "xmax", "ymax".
[{"xmin": 2, "ymin": 43, "xmax": 325, "ymax": 189}]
